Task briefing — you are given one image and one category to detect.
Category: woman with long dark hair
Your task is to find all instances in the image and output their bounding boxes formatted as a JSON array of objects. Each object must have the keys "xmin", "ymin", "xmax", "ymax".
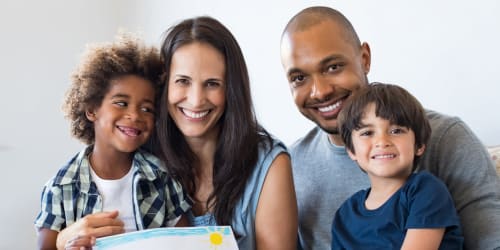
[{"xmin": 156, "ymin": 16, "xmax": 297, "ymax": 249}]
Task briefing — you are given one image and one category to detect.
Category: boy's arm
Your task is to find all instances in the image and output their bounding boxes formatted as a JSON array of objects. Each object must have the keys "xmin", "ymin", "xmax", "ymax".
[
  {"xmin": 37, "ymin": 228, "xmax": 58, "ymax": 250},
  {"xmin": 56, "ymin": 211, "xmax": 124, "ymax": 249},
  {"xmin": 401, "ymin": 228, "xmax": 445, "ymax": 250}
]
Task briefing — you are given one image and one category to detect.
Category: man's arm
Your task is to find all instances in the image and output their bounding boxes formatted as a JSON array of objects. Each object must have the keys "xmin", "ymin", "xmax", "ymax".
[{"xmin": 423, "ymin": 113, "xmax": 500, "ymax": 249}]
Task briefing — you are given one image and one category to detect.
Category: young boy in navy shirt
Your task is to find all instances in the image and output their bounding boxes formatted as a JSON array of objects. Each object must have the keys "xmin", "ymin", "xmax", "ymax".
[{"xmin": 332, "ymin": 83, "xmax": 463, "ymax": 249}]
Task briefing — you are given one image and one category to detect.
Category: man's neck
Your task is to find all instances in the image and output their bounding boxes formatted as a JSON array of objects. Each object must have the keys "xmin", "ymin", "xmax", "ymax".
[{"xmin": 327, "ymin": 133, "xmax": 344, "ymax": 146}]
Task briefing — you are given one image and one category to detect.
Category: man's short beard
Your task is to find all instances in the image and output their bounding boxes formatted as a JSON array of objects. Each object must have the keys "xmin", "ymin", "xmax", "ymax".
[{"xmin": 319, "ymin": 125, "xmax": 339, "ymax": 135}]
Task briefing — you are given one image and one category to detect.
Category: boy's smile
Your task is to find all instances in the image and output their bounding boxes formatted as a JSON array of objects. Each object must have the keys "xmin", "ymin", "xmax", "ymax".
[{"xmin": 87, "ymin": 75, "xmax": 155, "ymax": 155}]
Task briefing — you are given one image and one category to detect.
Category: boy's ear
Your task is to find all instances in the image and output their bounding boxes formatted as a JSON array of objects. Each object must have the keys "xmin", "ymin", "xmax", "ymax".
[
  {"xmin": 85, "ymin": 109, "xmax": 96, "ymax": 121},
  {"xmin": 415, "ymin": 144, "xmax": 426, "ymax": 156},
  {"xmin": 347, "ymin": 149, "xmax": 357, "ymax": 161}
]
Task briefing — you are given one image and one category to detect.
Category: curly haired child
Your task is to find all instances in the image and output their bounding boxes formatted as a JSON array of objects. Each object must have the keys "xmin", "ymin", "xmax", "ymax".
[{"xmin": 34, "ymin": 34, "xmax": 191, "ymax": 250}]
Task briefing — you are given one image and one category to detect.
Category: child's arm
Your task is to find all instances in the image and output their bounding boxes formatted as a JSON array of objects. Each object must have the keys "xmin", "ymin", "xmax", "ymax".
[
  {"xmin": 37, "ymin": 228, "xmax": 58, "ymax": 250},
  {"xmin": 175, "ymin": 214, "xmax": 189, "ymax": 227},
  {"xmin": 401, "ymin": 228, "xmax": 445, "ymax": 250},
  {"xmin": 56, "ymin": 211, "xmax": 124, "ymax": 249}
]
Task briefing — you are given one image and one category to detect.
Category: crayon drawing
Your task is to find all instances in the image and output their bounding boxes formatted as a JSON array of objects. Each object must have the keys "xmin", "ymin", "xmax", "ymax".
[{"xmin": 95, "ymin": 226, "xmax": 238, "ymax": 250}]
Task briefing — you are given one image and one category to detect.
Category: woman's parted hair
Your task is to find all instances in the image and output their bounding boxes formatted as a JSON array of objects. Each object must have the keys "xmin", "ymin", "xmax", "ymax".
[
  {"xmin": 156, "ymin": 16, "xmax": 270, "ymax": 226},
  {"xmin": 63, "ymin": 33, "xmax": 163, "ymax": 145},
  {"xmin": 338, "ymin": 83, "xmax": 431, "ymax": 167}
]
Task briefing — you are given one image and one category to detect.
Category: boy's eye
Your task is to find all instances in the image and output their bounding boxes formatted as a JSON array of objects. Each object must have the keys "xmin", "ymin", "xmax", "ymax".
[
  {"xmin": 114, "ymin": 101, "xmax": 127, "ymax": 107},
  {"xmin": 141, "ymin": 106, "xmax": 154, "ymax": 113},
  {"xmin": 391, "ymin": 127, "xmax": 407, "ymax": 134},
  {"xmin": 359, "ymin": 130, "xmax": 373, "ymax": 136}
]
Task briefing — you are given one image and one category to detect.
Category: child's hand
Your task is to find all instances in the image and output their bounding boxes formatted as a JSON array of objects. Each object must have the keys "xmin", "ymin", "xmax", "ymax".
[
  {"xmin": 64, "ymin": 235, "xmax": 95, "ymax": 250},
  {"xmin": 56, "ymin": 211, "xmax": 124, "ymax": 250}
]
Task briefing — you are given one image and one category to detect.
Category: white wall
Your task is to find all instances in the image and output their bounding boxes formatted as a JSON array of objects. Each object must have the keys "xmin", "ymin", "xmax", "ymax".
[{"xmin": 1, "ymin": 1, "xmax": 498, "ymax": 249}]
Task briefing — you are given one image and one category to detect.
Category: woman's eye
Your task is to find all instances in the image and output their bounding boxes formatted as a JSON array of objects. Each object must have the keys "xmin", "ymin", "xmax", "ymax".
[
  {"xmin": 176, "ymin": 78, "xmax": 189, "ymax": 85},
  {"xmin": 206, "ymin": 81, "xmax": 221, "ymax": 88}
]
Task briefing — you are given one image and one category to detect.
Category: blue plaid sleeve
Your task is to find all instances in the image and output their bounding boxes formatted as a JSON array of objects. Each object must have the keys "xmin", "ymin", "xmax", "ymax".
[
  {"xmin": 34, "ymin": 179, "xmax": 66, "ymax": 232},
  {"xmin": 164, "ymin": 177, "xmax": 192, "ymax": 221}
]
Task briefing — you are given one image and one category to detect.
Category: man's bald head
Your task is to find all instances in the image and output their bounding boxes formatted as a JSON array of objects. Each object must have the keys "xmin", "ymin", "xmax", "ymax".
[{"xmin": 282, "ymin": 6, "xmax": 361, "ymax": 48}]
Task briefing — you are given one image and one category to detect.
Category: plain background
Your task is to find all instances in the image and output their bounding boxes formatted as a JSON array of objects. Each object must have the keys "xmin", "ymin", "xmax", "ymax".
[{"xmin": 1, "ymin": 1, "xmax": 498, "ymax": 248}]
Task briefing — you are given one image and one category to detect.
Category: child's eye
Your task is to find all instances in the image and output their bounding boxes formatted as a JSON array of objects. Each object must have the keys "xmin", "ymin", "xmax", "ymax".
[
  {"xmin": 359, "ymin": 130, "xmax": 373, "ymax": 136},
  {"xmin": 391, "ymin": 127, "xmax": 407, "ymax": 134},
  {"xmin": 141, "ymin": 106, "xmax": 154, "ymax": 114},
  {"xmin": 114, "ymin": 101, "xmax": 127, "ymax": 107}
]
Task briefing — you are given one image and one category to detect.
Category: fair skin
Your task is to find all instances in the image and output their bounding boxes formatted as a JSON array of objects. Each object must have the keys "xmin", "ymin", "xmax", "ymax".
[
  {"xmin": 280, "ymin": 19, "xmax": 371, "ymax": 146},
  {"xmin": 46, "ymin": 75, "xmax": 157, "ymax": 250},
  {"xmin": 169, "ymin": 41, "xmax": 297, "ymax": 249},
  {"xmin": 347, "ymin": 104, "xmax": 443, "ymax": 249}
]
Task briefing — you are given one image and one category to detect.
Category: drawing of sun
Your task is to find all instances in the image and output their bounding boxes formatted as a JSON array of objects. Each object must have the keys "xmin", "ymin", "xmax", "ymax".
[
  {"xmin": 203, "ymin": 226, "xmax": 236, "ymax": 250},
  {"xmin": 209, "ymin": 231, "xmax": 223, "ymax": 246}
]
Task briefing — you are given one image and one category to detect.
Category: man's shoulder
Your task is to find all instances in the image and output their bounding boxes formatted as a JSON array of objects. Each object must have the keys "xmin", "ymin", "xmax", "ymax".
[
  {"xmin": 425, "ymin": 109, "xmax": 463, "ymax": 132},
  {"xmin": 289, "ymin": 126, "xmax": 325, "ymax": 152}
]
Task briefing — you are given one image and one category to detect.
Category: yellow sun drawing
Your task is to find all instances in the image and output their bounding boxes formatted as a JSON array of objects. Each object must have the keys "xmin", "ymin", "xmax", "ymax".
[
  {"xmin": 204, "ymin": 227, "xmax": 234, "ymax": 250},
  {"xmin": 209, "ymin": 231, "xmax": 223, "ymax": 246}
]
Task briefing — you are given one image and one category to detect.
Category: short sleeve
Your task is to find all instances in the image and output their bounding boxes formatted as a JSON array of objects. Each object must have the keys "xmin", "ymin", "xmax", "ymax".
[
  {"xmin": 34, "ymin": 180, "xmax": 66, "ymax": 232},
  {"xmin": 163, "ymin": 177, "xmax": 192, "ymax": 221},
  {"xmin": 404, "ymin": 172, "xmax": 460, "ymax": 229}
]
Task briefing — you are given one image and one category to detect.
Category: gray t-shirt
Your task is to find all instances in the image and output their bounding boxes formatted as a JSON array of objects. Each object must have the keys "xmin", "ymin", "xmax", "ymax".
[{"xmin": 291, "ymin": 110, "xmax": 500, "ymax": 250}]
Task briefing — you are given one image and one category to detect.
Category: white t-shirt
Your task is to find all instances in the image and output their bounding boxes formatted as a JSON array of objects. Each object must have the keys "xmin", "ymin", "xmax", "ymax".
[{"xmin": 90, "ymin": 166, "xmax": 136, "ymax": 232}]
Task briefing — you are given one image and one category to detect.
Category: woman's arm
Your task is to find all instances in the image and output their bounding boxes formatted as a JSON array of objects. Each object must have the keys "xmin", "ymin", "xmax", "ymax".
[
  {"xmin": 401, "ymin": 228, "xmax": 445, "ymax": 250},
  {"xmin": 255, "ymin": 153, "xmax": 298, "ymax": 250}
]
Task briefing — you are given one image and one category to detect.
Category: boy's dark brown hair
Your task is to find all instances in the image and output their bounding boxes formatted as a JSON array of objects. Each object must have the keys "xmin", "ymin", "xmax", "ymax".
[
  {"xmin": 62, "ymin": 33, "xmax": 163, "ymax": 145},
  {"xmin": 338, "ymin": 82, "xmax": 431, "ymax": 167}
]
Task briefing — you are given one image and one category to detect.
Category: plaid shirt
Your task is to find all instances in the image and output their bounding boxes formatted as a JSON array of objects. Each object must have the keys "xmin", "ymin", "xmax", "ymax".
[{"xmin": 34, "ymin": 147, "xmax": 191, "ymax": 231}]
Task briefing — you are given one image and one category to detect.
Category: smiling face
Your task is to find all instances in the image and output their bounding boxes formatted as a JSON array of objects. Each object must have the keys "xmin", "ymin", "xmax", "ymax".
[
  {"xmin": 167, "ymin": 42, "xmax": 226, "ymax": 141},
  {"xmin": 87, "ymin": 75, "xmax": 155, "ymax": 154},
  {"xmin": 347, "ymin": 103, "xmax": 425, "ymax": 180},
  {"xmin": 280, "ymin": 20, "xmax": 371, "ymax": 145}
]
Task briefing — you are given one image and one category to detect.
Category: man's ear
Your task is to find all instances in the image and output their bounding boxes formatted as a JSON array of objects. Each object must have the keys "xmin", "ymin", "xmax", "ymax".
[
  {"xmin": 360, "ymin": 42, "xmax": 371, "ymax": 75},
  {"xmin": 415, "ymin": 144, "xmax": 426, "ymax": 156},
  {"xmin": 85, "ymin": 109, "xmax": 96, "ymax": 121}
]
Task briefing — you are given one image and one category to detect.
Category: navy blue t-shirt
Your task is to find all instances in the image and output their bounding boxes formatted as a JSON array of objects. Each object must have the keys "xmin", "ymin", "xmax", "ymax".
[{"xmin": 331, "ymin": 171, "xmax": 463, "ymax": 249}]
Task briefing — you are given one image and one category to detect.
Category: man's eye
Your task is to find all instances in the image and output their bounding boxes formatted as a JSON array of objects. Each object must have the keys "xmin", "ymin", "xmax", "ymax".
[{"xmin": 291, "ymin": 75, "xmax": 305, "ymax": 82}]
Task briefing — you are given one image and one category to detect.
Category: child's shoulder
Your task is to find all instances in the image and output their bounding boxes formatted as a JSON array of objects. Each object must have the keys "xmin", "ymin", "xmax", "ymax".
[
  {"xmin": 50, "ymin": 148, "xmax": 91, "ymax": 186},
  {"xmin": 132, "ymin": 149, "xmax": 169, "ymax": 177}
]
